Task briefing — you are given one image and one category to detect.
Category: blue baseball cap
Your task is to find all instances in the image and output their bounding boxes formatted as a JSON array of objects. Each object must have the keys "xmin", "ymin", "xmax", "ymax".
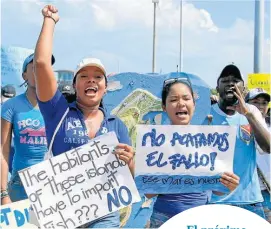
[
  {"xmin": 22, "ymin": 53, "xmax": 55, "ymax": 73},
  {"xmin": 245, "ymin": 88, "xmax": 270, "ymax": 102}
]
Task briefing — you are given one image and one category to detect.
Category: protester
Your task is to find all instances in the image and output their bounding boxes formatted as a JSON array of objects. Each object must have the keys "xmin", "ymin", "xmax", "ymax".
[
  {"xmin": 1, "ymin": 53, "xmax": 55, "ymax": 204},
  {"xmin": 210, "ymin": 93, "xmax": 219, "ymax": 105},
  {"xmin": 146, "ymin": 77, "xmax": 240, "ymax": 228},
  {"xmin": 58, "ymin": 83, "xmax": 75, "ymax": 102},
  {"xmin": 33, "ymin": 5, "xmax": 135, "ymax": 228},
  {"xmin": 1, "ymin": 85, "xmax": 16, "ymax": 176},
  {"xmin": 59, "ymin": 83, "xmax": 73, "ymax": 96},
  {"xmin": 1, "ymin": 85, "xmax": 16, "ymax": 104},
  {"xmin": 205, "ymin": 64, "xmax": 270, "ymax": 218},
  {"xmin": 245, "ymin": 88, "xmax": 271, "ymax": 222}
]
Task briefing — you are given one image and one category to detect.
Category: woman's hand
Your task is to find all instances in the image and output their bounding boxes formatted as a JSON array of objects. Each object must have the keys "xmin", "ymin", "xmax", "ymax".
[
  {"xmin": 42, "ymin": 5, "xmax": 59, "ymax": 23},
  {"xmin": 220, "ymin": 172, "xmax": 240, "ymax": 192},
  {"xmin": 113, "ymin": 143, "xmax": 135, "ymax": 176},
  {"xmin": 1, "ymin": 195, "xmax": 11, "ymax": 205}
]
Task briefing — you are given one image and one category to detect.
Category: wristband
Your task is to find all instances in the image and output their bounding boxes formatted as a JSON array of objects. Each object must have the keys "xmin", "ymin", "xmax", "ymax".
[
  {"xmin": 243, "ymin": 109, "xmax": 249, "ymax": 116},
  {"xmin": 1, "ymin": 190, "xmax": 9, "ymax": 199},
  {"xmin": 45, "ymin": 16, "xmax": 57, "ymax": 24}
]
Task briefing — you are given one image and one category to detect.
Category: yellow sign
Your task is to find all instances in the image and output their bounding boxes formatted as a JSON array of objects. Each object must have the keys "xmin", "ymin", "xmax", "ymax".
[{"xmin": 247, "ymin": 73, "xmax": 271, "ymax": 93}]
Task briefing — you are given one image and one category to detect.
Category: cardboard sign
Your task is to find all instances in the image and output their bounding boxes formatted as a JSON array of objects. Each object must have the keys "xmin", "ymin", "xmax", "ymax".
[
  {"xmin": 19, "ymin": 132, "xmax": 141, "ymax": 229},
  {"xmin": 0, "ymin": 199, "xmax": 36, "ymax": 228},
  {"xmin": 135, "ymin": 125, "xmax": 237, "ymax": 194}
]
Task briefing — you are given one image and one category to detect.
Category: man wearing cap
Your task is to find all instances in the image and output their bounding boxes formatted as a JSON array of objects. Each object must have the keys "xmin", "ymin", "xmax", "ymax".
[
  {"xmin": 1, "ymin": 53, "xmax": 55, "ymax": 204},
  {"xmin": 58, "ymin": 83, "xmax": 75, "ymax": 102},
  {"xmin": 1, "ymin": 85, "xmax": 16, "ymax": 104},
  {"xmin": 245, "ymin": 88, "xmax": 271, "ymax": 222},
  {"xmin": 59, "ymin": 84, "xmax": 73, "ymax": 95},
  {"xmin": 204, "ymin": 64, "xmax": 270, "ymax": 218}
]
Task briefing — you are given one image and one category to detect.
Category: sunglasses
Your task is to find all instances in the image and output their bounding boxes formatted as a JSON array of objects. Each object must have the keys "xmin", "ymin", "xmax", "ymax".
[{"xmin": 163, "ymin": 77, "xmax": 192, "ymax": 87}]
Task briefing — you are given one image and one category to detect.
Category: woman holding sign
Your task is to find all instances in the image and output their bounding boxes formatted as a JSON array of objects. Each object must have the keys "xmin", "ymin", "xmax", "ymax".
[
  {"xmin": 33, "ymin": 5, "xmax": 135, "ymax": 228},
  {"xmin": 147, "ymin": 78, "xmax": 240, "ymax": 228}
]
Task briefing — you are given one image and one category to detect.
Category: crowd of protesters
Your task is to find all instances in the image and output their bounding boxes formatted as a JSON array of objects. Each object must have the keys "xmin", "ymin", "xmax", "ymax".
[{"xmin": 1, "ymin": 4, "xmax": 270, "ymax": 228}]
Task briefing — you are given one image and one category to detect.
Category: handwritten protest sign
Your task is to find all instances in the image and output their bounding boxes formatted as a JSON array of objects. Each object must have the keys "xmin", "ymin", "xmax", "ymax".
[
  {"xmin": 135, "ymin": 125, "xmax": 237, "ymax": 194},
  {"xmin": 0, "ymin": 199, "xmax": 36, "ymax": 228},
  {"xmin": 18, "ymin": 132, "xmax": 141, "ymax": 229}
]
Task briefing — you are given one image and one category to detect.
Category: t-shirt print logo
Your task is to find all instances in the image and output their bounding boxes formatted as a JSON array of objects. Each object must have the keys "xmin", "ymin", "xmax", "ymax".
[
  {"xmin": 101, "ymin": 127, "xmax": 108, "ymax": 134},
  {"xmin": 17, "ymin": 119, "xmax": 47, "ymax": 145},
  {"xmin": 19, "ymin": 127, "xmax": 46, "ymax": 136},
  {"xmin": 240, "ymin": 124, "xmax": 252, "ymax": 144}
]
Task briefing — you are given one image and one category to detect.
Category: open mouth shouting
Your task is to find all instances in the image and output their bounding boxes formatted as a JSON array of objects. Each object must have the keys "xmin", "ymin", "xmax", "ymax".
[
  {"xmin": 176, "ymin": 110, "xmax": 188, "ymax": 119},
  {"xmin": 225, "ymin": 87, "xmax": 236, "ymax": 99},
  {"xmin": 84, "ymin": 86, "xmax": 98, "ymax": 97}
]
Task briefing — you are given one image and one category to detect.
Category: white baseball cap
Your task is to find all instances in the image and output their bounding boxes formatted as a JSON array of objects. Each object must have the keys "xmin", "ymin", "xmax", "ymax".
[
  {"xmin": 74, "ymin": 58, "xmax": 107, "ymax": 78},
  {"xmin": 245, "ymin": 88, "xmax": 270, "ymax": 102}
]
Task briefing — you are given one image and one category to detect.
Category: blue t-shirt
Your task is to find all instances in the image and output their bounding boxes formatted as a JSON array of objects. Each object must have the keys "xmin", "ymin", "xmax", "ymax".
[
  {"xmin": 1, "ymin": 93, "xmax": 47, "ymax": 176},
  {"xmin": 38, "ymin": 90, "xmax": 131, "ymax": 156},
  {"xmin": 203, "ymin": 103, "xmax": 263, "ymax": 204},
  {"xmin": 154, "ymin": 192, "xmax": 208, "ymax": 216}
]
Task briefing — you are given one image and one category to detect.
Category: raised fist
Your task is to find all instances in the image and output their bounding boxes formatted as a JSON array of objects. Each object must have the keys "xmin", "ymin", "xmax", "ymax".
[{"xmin": 42, "ymin": 5, "xmax": 59, "ymax": 23}]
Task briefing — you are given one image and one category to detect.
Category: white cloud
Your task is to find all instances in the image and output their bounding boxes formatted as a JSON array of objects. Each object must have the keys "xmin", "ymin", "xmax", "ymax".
[
  {"xmin": 1, "ymin": 0, "xmax": 270, "ymax": 88},
  {"xmin": 2, "ymin": 0, "xmax": 218, "ymax": 33},
  {"xmin": 90, "ymin": 0, "xmax": 218, "ymax": 32},
  {"xmin": 151, "ymin": 14, "xmax": 270, "ymax": 87},
  {"xmin": 198, "ymin": 9, "xmax": 218, "ymax": 32},
  {"xmin": 91, "ymin": 3, "xmax": 116, "ymax": 29}
]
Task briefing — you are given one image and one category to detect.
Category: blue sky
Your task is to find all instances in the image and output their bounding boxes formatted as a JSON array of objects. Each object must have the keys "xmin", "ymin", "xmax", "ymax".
[
  {"xmin": 191, "ymin": 1, "xmax": 270, "ymax": 35},
  {"xmin": 1, "ymin": 0, "xmax": 270, "ymax": 88}
]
